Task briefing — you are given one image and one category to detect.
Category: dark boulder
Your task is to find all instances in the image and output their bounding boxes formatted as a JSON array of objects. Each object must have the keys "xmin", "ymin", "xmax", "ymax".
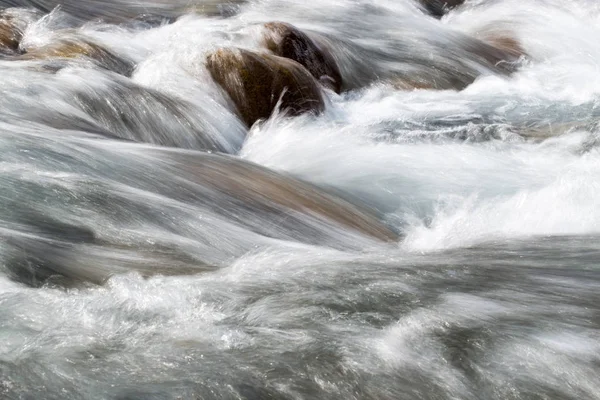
[
  {"xmin": 262, "ymin": 21, "xmax": 343, "ymax": 93},
  {"xmin": 206, "ymin": 48, "xmax": 325, "ymax": 127}
]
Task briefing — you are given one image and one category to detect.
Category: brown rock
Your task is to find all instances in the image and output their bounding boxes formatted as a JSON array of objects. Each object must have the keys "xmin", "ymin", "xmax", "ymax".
[
  {"xmin": 262, "ymin": 21, "xmax": 343, "ymax": 93},
  {"xmin": 391, "ymin": 31, "xmax": 526, "ymax": 91},
  {"xmin": 206, "ymin": 48, "xmax": 325, "ymax": 127},
  {"xmin": 0, "ymin": 15, "xmax": 23, "ymax": 54},
  {"xmin": 165, "ymin": 151, "xmax": 400, "ymax": 243},
  {"xmin": 7, "ymin": 149, "xmax": 398, "ymax": 287},
  {"xmin": 478, "ymin": 31, "xmax": 526, "ymax": 60},
  {"xmin": 463, "ymin": 31, "xmax": 526, "ymax": 75},
  {"xmin": 391, "ymin": 75, "xmax": 442, "ymax": 91},
  {"xmin": 22, "ymin": 38, "xmax": 135, "ymax": 76}
]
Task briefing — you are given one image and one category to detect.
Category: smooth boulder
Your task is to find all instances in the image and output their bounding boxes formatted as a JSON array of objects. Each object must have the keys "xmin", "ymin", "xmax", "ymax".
[
  {"xmin": 262, "ymin": 21, "xmax": 343, "ymax": 93},
  {"xmin": 206, "ymin": 48, "xmax": 325, "ymax": 127}
]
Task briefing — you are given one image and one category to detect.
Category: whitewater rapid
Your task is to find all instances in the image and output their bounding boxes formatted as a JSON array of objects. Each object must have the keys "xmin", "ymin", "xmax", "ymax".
[{"xmin": 1, "ymin": 0, "xmax": 600, "ymax": 399}]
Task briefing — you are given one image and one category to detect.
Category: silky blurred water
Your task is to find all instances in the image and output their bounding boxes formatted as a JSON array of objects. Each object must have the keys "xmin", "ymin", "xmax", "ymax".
[{"xmin": 0, "ymin": 0, "xmax": 599, "ymax": 399}]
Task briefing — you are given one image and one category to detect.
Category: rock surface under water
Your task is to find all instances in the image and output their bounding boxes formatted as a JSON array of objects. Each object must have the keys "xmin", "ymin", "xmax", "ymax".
[{"xmin": 0, "ymin": 0, "xmax": 599, "ymax": 399}]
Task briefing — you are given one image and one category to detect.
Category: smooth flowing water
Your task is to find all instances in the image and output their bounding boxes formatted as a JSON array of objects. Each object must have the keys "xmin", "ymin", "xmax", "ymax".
[{"xmin": 1, "ymin": 0, "xmax": 599, "ymax": 399}]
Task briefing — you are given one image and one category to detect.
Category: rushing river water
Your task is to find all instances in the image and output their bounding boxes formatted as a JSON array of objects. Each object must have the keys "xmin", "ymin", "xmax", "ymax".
[{"xmin": 1, "ymin": 0, "xmax": 600, "ymax": 399}]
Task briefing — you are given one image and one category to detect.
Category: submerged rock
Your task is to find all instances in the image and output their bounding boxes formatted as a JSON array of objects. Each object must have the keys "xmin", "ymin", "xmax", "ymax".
[
  {"xmin": 70, "ymin": 75, "xmax": 243, "ymax": 152},
  {"xmin": 206, "ymin": 48, "xmax": 325, "ymax": 127},
  {"xmin": 391, "ymin": 32, "xmax": 526, "ymax": 91},
  {"xmin": 22, "ymin": 38, "xmax": 135, "ymax": 76},
  {"xmin": 476, "ymin": 31, "xmax": 527, "ymax": 64},
  {"xmin": 184, "ymin": 0, "xmax": 246, "ymax": 18},
  {"xmin": 3, "ymin": 148, "xmax": 398, "ymax": 286},
  {"xmin": 463, "ymin": 33, "xmax": 526, "ymax": 77},
  {"xmin": 167, "ymin": 152, "xmax": 399, "ymax": 244},
  {"xmin": 262, "ymin": 21, "xmax": 343, "ymax": 93},
  {"xmin": 420, "ymin": 0, "xmax": 465, "ymax": 18},
  {"xmin": 391, "ymin": 76, "xmax": 440, "ymax": 91}
]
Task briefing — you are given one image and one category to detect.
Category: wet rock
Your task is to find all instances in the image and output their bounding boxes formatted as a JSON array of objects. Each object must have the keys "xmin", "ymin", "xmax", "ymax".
[
  {"xmin": 390, "ymin": 32, "xmax": 526, "ymax": 91},
  {"xmin": 463, "ymin": 32, "xmax": 526, "ymax": 75},
  {"xmin": 254, "ymin": 20, "xmax": 525, "ymax": 94},
  {"xmin": 420, "ymin": 0, "xmax": 465, "ymax": 18},
  {"xmin": 477, "ymin": 31, "xmax": 526, "ymax": 61},
  {"xmin": 389, "ymin": 65, "xmax": 479, "ymax": 92},
  {"xmin": 4, "ymin": 235, "xmax": 214, "ymax": 287},
  {"xmin": 22, "ymin": 38, "xmax": 135, "ymax": 76},
  {"xmin": 262, "ymin": 21, "xmax": 343, "ymax": 93},
  {"xmin": 164, "ymin": 151, "xmax": 400, "ymax": 244},
  {"xmin": 2, "ymin": 148, "xmax": 398, "ymax": 287},
  {"xmin": 391, "ymin": 75, "xmax": 445, "ymax": 91},
  {"xmin": 206, "ymin": 48, "xmax": 325, "ymax": 127},
  {"xmin": 1, "ymin": 210, "xmax": 98, "ymax": 287},
  {"xmin": 184, "ymin": 0, "xmax": 246, "ymax": 18},
  {"xmin": 71, "ymin": 76, "xmax": 241, "ymax": 152},
  {"xmin": 0, "ymin": 20, "xmax": 20, "ymax": 54},
  {"xmin": 0, "ymin": 13, "xmax": 25, "ymax": 54}
]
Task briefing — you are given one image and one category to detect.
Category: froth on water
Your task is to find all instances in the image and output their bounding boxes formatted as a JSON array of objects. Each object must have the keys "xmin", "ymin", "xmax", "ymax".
[{"xmin": 0, "ymin": 0, "xmax": 599, "ymax": 399}]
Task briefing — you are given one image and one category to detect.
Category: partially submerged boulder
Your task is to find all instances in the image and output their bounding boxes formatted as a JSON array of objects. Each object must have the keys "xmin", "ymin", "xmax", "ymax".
[
  {"xmin": 391, "ymin": 76, "xmax": 440, "ymax": 91},
  {"xmin": 70, "ymin": 76, "xmax": 242, "ymax": 152},
  {"xmin": 22, "ymin": 38, "xmax": 135, "ymax": 76},
  {"xmin": 461, "ymin": 31, "xmax": 526, "ymax": 77},
  {"xmin": 262, "ymin": 21, "xmax": 343, "ymax": 93},
  {"xmin": 476, "ymin": 31, "xmax": 526, "ymax": 63},
  {"xmin": 255, "ymin": 21, "xmax": 526, "ymax": 94},
  {"xmin": 0, "ymin": 13, "xmax": 25, "ymax": 54},
  {"xmin": 4, "ymin": 148, "xmax": 398, "ymax": 287},
  {"xmin": 391, "ymin": 31, "xmax": 526, "ymax": 91},
  {"xmin": 184, "ymin": 0, "xmax": 246, "ymax": 18},
  {"xmin": 206, "ymin": 48, "xmax": 325, "ymax": 127},
  {"xmin": 158, "ymin": 151, "xmax": 400, "ymax": 244}
]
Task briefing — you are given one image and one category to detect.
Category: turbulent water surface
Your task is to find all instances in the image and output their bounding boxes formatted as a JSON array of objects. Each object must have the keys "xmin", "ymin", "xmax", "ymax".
[{"xmin": 1, "ymin": 0, "xmax": 600, "ymax": 399}]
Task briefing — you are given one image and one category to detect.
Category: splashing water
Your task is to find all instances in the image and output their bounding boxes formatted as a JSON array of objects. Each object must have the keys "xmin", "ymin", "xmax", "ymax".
[{"xmin": 0, "ymin": 0, "xmax": 599, "ymax": 399}]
